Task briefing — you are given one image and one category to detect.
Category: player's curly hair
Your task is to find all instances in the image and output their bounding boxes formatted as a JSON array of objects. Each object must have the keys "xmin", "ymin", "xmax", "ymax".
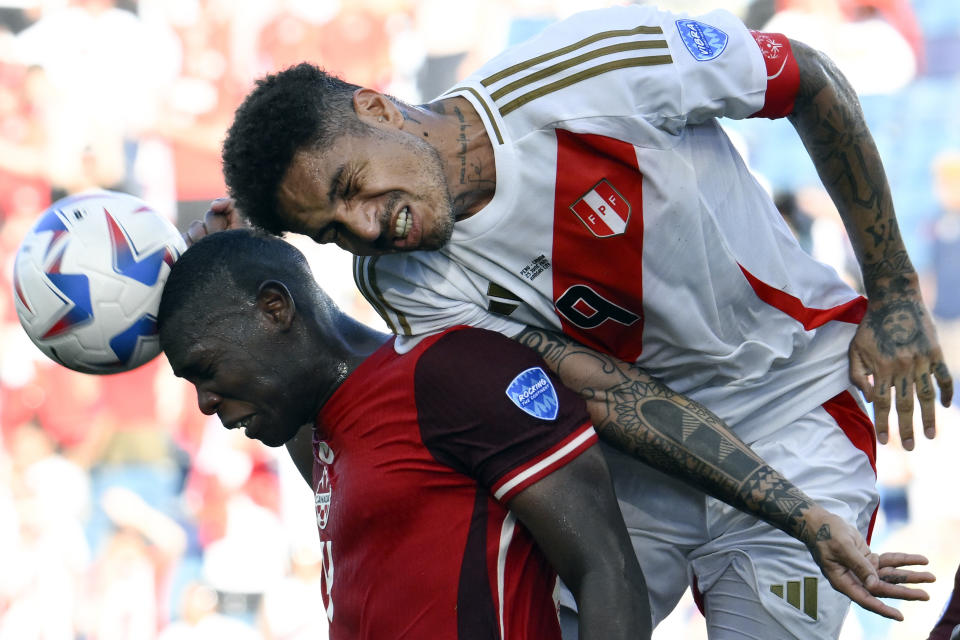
[{"xmin": 222, "ymin": 63, "xmax": 367, "ymax": 235}]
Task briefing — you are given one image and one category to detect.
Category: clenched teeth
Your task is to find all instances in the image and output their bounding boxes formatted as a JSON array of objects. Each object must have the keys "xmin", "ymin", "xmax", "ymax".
[{"xmin": 395, "ymin": 207, "xmax": 410, "ymax": 239}]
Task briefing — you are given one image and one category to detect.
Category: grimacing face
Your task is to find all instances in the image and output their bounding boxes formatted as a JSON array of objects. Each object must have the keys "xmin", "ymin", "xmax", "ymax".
[
  {"xmin": 165, "ymin": 324, "xmax": 315, "ymax": 447},
  {"xmin": 277, "ymin": 128, "xmax": 456, "ymax": 256}
]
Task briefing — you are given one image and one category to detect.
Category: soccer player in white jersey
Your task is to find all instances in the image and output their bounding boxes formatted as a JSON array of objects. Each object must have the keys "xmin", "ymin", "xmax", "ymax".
[{"xmin": 195, "ymin": 5, "xmax": 951, "ymax": 639}]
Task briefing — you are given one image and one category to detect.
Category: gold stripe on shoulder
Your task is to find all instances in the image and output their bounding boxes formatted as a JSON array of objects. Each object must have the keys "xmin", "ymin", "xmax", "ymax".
[
  {"xmin": 490, "ymin": 40, "xmax": 667, "ymax": 101},
  {"xmin": 353, "ymin": 256, "xmax": 396, "ymax": 334},
  {"xmin": 482, "ymin": 25, "xmax": 664, "ymax": 87},
  {"xmin": 353, "ymin": 256, "xmax": 412, "ymax": 336},
  {"xmin": 458, "ymin": 86, "xmax": 504, "ymax": 146},
  {"xmin": 499, "ymin": 55, "xmax": 672, "ymax": 117}
]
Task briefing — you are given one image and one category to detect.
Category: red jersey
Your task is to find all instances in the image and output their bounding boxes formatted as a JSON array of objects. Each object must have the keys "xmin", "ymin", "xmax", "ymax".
[
  {"xmin": 929, "ymin": 563, "xmax": 960, "ymax": 640},
  {"xmin": 313, "ymin": 327, "xmax": 597, "ymax": 639}
]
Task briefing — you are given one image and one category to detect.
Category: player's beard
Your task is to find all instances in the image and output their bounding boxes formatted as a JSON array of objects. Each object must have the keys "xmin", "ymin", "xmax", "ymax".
[{"xmin": 393, "ymin": 132, "xmax": 456, "ymax": 252}]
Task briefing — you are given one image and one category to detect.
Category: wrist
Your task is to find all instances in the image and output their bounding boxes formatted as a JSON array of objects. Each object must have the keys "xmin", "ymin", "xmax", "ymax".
[
  {"xmin": 799, "ymin": 504, "xmax": 831, "ymax": 548},
  {"xmin": 862, "ymin": 259, "xmax": 919, "ymax": 298}
]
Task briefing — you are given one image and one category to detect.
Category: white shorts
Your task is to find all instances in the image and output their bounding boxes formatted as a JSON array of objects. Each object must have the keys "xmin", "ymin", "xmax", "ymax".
[{"xmin": 560, "ymin": 388, "xmax": 879, "ymax": 640}]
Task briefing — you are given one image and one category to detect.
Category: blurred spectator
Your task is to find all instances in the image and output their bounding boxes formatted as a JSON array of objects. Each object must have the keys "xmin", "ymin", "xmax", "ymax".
[
  {"xmin": 765, "ymin": 0, "xmax": 918, "ymax": 95},
  {"xmin": 257, "ymin": 0, "xmax": 396, "ymax": 90},
  {"xmin": 411, "ymin": 0, "xmax": 509, "ymax": 101},
  {"xmin": 79, "ymin": 486, "xmax": 187, "ymax": 640},
  {"xmin": 12, "ymin": 0, "xmax": 177, "ymax": 199},
  {"xmin": 927, "ymin": 150, "xmax": 960, "ymax": 403},
  {"xmin": 183, "ymin": 426, "xmax": 287, "ymax": 625},
  {"xmin": 149, "ymin": 0, "xmax": 243, "ymax": 224},
  {"xmin": 257, "ymin": 543, "xmax": 330, "ymax": 640},
  {"xmin": 0, "ymin": 61, "xmax": 51, "ymax": 220},
  {"xmin": 158, "ymin": 581, "xmax": 261, "ymax": 640},
  {"xmin": 0, "ymin": 421, "xmax": 91, "ymax": 640},
  {"xmin": 83, "ymin": 359, "xmax": 187, "ymax": 556},
  {"xmin": 795, "ymin": 185, "xmax": 863, "ymax": 292},
  {"xmin": 838, "ymin": 0, "xmax": 925, "ymax": 71},
  {"xmin": 773, "ymin": 189, "xmax": 813, "ymax": 253}
]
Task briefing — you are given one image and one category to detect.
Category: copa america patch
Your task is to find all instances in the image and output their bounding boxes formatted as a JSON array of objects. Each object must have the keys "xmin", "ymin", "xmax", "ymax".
[
  {"xmin": 506, "ymin": 367, "xmax": 559, "ymax": 420},
  {"xmin": 676, "ymin": 19, "xmax": 728, "ymax": 61}
]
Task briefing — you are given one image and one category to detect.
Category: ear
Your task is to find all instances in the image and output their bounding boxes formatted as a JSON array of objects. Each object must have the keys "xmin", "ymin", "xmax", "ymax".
[
  {"xmin": 256, "ymin": 280, "xmax": 295, "ymax": 331},
  {"xmin": 353, "ymin": 88, "xmax": 403, "ymax": 128}
]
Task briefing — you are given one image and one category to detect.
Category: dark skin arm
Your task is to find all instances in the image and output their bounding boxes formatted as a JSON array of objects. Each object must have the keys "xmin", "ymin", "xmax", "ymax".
[
  {"xmin": 787, "ymin": 38, "xmax": 952, "ymax": 449},
  {"xmin": 509, "ymin": 444, "xmax": 650, "ymax": 639},
  {"xmin": 515, "ymin": 327, "xmax": 934, "ymax": 621}
]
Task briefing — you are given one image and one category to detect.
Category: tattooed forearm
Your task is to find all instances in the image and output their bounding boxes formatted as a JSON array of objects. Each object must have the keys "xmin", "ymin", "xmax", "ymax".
[
  {"xmin": 787, "ymin": 39, "xmax": 913, "ymax": 296},
  {"xmin": 515, "ymin": 327, "xmax": 821, "ymax": 544}
]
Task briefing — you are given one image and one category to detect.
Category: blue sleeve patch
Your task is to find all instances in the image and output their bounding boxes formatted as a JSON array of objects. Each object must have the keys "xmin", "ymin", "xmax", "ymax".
[
  {"xmin": 676, "ymin": 19, "xmax": 728, "ymax": 61},
  {"xmin": 505, "ymin": 367, "xmax": 559, "ymax": 421}
]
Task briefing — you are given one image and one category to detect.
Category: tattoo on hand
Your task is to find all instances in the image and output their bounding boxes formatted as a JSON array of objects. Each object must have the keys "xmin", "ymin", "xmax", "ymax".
[
  {"xmin": 865, "ymin": 299, "xmax": 929, "ymax": 357},
  {"xmin": 881, "ymin": 572, "xmax": 908, "ymax": 585}
]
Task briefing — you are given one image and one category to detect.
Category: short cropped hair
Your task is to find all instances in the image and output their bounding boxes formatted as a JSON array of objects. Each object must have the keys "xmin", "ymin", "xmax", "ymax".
[
  {"xmin": 158, "ymin": 229, "xmax": 316, "ymax": 342},
  {"xmin": 222, "ymin": 63, "xmax": 366, "ymax": 235}
]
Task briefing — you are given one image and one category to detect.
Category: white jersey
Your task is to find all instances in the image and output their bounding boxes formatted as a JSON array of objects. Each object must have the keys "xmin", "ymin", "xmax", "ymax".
[{"xmin": 354, "ymin": 5, "xmax": 866, "ymax": 443}]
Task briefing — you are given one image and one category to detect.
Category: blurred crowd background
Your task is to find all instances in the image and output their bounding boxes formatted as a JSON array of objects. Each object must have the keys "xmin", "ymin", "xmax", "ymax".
[{"xmin": 0, "ymin": 0, "xmax": 958, "ymax": 638}]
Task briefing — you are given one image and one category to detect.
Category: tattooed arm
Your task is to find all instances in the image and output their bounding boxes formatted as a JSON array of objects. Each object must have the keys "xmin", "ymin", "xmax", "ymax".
[
  {"xmin": 516, "ymin": 327, "xmax": 933, "ymax": 620},
  {"xmin": 787, "ymin": 39, "xmax": 953, "ymax": 449}
]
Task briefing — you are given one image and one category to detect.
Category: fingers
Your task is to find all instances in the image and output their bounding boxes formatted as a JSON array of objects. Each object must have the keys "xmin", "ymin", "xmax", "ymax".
[
  {"xmin": 831, "ymin": 567, "xmax": 928, "ymax": 621},
  {"xmin": 933, "ymin": 360, "xmax": 954, "ymax": 409},
  {"xmin": 849, "ymin": 349, "xmax": 874, "ymax": 403},
  {"xmin": 838, "ymin": 579, "xmax": 905, "ymax": 621},
  {"xmin": 868, "ymin": 580, "xmax": 931, "ymax": 602},
  {"xmin": 203, "ymin": 197, "xmax": 246, "ymax": 231},
  {"xmin": 183, "ymin": 219, "xmax": 208, "ymax": 247},
  {"xmin": 822, "ymin": 544, "xmax": 934, "ymax": 620},
  {"xmin": 872, "ymin": 379, "xmax": 892, "ymax": 445},
  {"xmin": 876, "ymin": 552, "xmax": 930, "ymax": 569},
  {"xmin": 877, "ymin": 566, "xmax": 937, "ymax": 585},
  {"xmin": 894, "ymin": 373, "xmax": 916, "ymax": 450},
  {"xmin": 915, "ymin": 365, "xmax": 937, "ymax": 440}
]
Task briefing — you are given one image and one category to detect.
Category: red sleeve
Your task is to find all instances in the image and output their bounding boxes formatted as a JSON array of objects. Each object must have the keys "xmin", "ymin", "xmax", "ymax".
[
  {"xmin": 414, "ymin": 327, "xmax": 596, "ymax": 503},
  {"xmin": 748, "ymin": 31, "xmax": 800, "ymax": 119}
]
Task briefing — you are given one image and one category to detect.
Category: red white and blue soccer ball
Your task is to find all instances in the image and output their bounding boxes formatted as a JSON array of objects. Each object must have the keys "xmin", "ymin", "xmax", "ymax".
[{"xmin": 12, "ymin": 190, "xmax": 186, "ymax": 374}]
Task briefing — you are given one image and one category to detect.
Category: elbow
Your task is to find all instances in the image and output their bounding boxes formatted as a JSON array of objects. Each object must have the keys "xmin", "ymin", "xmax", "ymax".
[{"xmin": 788, "ymin": 38, "xmax": 857, "ymax": 119}]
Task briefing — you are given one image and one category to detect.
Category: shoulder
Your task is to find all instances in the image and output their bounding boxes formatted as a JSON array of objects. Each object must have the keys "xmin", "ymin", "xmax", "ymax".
[{"xmin": 414, "ymin": 327, "xmax": 548, "ymax": 390}]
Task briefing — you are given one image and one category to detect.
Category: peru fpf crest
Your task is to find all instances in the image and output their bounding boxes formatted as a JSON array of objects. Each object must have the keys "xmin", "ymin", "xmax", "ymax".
[
  {"xmin": 569, "ymin": 179, "xmax": 631, "ymax": 238},
  {"xmin": 506, "ymin": 367, "xmax": 559, "ymax": 420}
]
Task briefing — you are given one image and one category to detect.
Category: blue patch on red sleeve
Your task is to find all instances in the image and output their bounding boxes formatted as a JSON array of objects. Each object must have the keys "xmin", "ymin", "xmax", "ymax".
[{"xmin": 505, "ymin": 367, "xmax": 559, "ymax": 421}]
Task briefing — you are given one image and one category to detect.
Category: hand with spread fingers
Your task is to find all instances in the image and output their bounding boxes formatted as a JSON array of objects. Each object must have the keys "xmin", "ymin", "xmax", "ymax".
[
  {"xmin": 806, "ymin": 508, "xmax": 934, "ymax": 621},
  {"xmin": 849, "ymin": 284, "xmax": 953, "ymax": 450},
  {"xmin": 182, "ymin": 197, "xmax": 248, "ymax": 247}
]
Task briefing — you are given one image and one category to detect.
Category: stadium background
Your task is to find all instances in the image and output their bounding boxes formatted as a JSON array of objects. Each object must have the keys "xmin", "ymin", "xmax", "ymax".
[{"xmin": 0, "ymin": 0, "xmax": 957, "ymax": 638}]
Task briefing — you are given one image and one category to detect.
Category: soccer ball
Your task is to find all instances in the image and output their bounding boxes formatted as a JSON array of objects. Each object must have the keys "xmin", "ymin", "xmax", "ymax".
[{"xmin": 12, "ymin": 190, "xmax": 186, "ymax": 374}]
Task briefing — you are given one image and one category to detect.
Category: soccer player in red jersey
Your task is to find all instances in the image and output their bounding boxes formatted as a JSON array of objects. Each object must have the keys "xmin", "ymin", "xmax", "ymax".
[{"xmin": 158, "ymin": 229, "xmax": 652, "ymax": 639}]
